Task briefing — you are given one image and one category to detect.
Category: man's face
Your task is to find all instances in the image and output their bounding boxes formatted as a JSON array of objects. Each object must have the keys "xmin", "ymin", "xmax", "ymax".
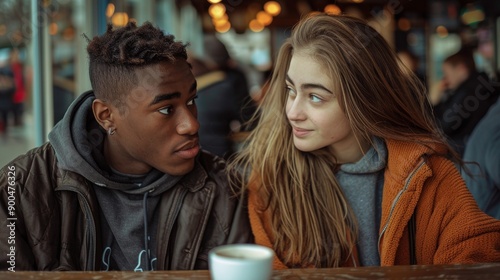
[
  {"xmin": 442, "ymin": 62, "xmax": 468, "ymax": 91},
  {"xmin": 109, "ymin": 60, "xmax": 200, "ymax": 176}
]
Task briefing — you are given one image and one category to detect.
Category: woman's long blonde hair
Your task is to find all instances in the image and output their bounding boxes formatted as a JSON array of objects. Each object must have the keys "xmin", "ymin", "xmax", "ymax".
[{"xmin": 229, "ymin": 14, "xmax": 453, "ymax": 268}]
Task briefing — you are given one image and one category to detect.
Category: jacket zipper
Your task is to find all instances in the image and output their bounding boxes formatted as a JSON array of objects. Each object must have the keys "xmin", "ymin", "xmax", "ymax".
[
  {"xmin": 377, "ymin": 159, "xmax": 426, "ymax": 256},
  {"xmin": 57, "ymin": 186, "xmax": 96, "ymax": 270}
]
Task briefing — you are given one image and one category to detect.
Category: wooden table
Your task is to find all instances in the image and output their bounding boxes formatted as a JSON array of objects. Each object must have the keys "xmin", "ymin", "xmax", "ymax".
[{"xmin": 2, "ymin": 263, "xmax": 499, "ymax": 279}]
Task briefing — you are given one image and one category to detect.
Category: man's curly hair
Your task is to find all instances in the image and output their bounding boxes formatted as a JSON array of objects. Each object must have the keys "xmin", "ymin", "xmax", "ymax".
[{"xmin": 86, "ymin": 21, "xmax": 188, "ymax": 109}]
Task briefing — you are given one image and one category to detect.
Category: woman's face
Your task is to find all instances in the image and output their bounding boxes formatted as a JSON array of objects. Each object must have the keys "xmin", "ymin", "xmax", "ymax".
[{"xmin": 285, "ymin": 51, "xmax": 361, "ymax": 163}]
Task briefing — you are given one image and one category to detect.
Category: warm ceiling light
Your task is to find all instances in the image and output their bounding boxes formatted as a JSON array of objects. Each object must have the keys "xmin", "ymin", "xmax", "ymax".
[
  {"xmin": 352, "ymin": 0, "xmax": 364, "ymax": 3},
  {"xmin": 264, "ymin": 1, "xmax": 281, "ymax": 16},
  {"xmin": 209, "ymin": 3, "xmax": 226, "ymax": 18},
  {"xmin": 215, "ymin": 21, "xmax": 231, "ymax": 33},
  {"xmin": 256, "ymin": 11, "xmax": 273, "ymax": 26},
  {"xmin": 208, "ymin": 0, "xmax": 222, "ymax": 3},
  {"xmin": 249, "ymin": 19, "xmax": 264, "ymax": 32},
  {"xmin": 324, "ymin": 4, "xmax": 341, "ymax": 15},
  {"xmin": 106, "ymin": 3, "xmax": 115, "ymax": 18},
  {"xmin": 112, "ymin": 12, "xmax": 129, "ymax": 27},
  {"xmin": 212, "ymin": 14, "xmax": 228, "ymax": 27},
  {"xmin": 436, "ymin": 25, "xmax": 448, "ymax": 38}
]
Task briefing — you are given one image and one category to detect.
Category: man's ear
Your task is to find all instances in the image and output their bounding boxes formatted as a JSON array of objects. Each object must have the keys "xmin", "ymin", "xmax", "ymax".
[{"xmin": 92, "ymin": 99, "xmax": 115, "ymax": 130}]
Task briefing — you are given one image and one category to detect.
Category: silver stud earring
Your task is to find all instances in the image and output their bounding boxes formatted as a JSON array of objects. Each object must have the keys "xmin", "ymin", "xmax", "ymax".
[{"xmin": 108, "ymin": 128, "xmax": 116, "ymax": 135}]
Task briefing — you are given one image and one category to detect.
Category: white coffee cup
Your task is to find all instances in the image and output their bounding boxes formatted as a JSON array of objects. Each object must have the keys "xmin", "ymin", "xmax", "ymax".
[{"xmin": 209, "ymin": 244, "xmax": 274, "ymax": 280}]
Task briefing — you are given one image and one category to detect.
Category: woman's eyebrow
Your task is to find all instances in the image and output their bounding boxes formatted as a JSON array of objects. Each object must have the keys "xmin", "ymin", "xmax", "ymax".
[{"xmin": 286, "ymin": 75, "xmax": 333, "ymax": 94}]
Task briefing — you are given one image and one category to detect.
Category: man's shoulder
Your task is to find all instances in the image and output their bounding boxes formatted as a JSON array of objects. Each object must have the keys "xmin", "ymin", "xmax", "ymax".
[
  {"xmin": 0, "ymin": 142, "xmax": 61, "ymax": 197},
  {"xmin": 197, "ymin": 150, "xmax": 227, "ymax": 175},
  {"xmin": 194, "ymin": 150, "xmax": 238, "ymax": 195},
  {"xmin": 2, "ymin": 142, "xmax": 56, "ymax": 171}
]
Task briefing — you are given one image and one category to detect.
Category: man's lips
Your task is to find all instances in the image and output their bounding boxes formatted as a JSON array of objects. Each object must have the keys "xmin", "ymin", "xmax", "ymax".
[{"xmin": 175, "ymin": 140, "xmax": 200, "ymax": 159}]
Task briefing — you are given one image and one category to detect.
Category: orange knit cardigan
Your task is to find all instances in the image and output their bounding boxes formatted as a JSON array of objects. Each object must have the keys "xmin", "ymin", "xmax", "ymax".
[{"xmin": 248, "ymin": 139, "xmax": 500, "ymax": 268}]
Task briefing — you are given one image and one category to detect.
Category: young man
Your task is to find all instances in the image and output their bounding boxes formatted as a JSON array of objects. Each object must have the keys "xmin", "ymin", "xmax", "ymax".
[{"xmin": 0, "ymin": 22, "xmax": 251, "ymax": 271}]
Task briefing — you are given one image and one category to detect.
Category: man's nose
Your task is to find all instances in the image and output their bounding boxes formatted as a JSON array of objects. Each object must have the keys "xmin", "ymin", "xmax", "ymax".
[{"xmin": 177, "ymin": 109, "xmax": 199, "ymax": 136}]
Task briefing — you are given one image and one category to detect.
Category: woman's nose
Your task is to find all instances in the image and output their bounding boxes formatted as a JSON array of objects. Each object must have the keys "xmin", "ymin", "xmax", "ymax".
[{"xmin": 286, "ymin": 97, "xmax": 306, "ymax": 121}]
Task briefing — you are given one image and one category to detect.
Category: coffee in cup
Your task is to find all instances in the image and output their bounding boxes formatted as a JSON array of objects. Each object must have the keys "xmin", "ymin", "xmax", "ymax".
[{"xmin": 209, "ymin": 244, "xmax": 274, "ymax": 280}]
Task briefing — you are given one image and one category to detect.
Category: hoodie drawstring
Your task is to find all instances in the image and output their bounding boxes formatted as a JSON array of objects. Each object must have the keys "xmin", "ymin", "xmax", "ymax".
[{"xmin": 142, "ymin": 191, "xmax": 151, "ymax": 271}]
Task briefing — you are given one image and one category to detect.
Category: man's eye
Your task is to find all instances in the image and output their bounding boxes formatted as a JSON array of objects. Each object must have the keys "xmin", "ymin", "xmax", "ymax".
[
  {"xmin": 187, "ymin": 95, "xmax": 198, "ymax": 106},
  {"xmin": 158, "ymin": 106, "xmax": 173, "ymax": 115}
]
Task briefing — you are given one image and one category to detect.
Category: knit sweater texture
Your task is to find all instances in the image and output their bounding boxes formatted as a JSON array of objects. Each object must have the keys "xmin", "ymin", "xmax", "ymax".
[{"xmin": 248, "ymin": 139, "xmax": 500, "ymax": 268}]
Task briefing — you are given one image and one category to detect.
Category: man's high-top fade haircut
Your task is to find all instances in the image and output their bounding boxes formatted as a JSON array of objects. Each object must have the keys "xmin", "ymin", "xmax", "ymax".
[{"xmin": 86, "ymin": 21, "xmax": 188, "ymax": 110}]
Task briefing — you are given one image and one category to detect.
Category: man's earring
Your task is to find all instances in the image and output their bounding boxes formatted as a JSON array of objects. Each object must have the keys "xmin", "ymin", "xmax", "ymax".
[{"xmin": 108, "ymin": 127, "xmax": 116, "ymax": 135}]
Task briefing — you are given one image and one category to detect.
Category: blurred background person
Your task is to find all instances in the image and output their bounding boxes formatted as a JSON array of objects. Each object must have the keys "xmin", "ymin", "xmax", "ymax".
[
  {"xmin": 461, "ymin": 98, "xmax": 500, "ymax": 220},
  {"xmin": 431, "ymin": 48, "xmax": 499, "ymax": 156},
  {"xmin": 9, "ymin": 48, "xmax": 26, "ymax": 127},
  {"xmin": 0, "ymin": 64, "xmax": 15, "ymax": 136},
  {"xmin": 397, "ymin": 49, "xmax": 427, "ymax": 88},
  {"xmin": 190, "ymin": 35, "xmax": 256, "ymax": 158}
]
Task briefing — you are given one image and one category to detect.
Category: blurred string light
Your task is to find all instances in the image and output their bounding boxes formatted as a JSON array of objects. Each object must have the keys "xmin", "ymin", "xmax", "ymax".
[
  {"xmin": 209, "ymin": 3, "xmax": 226, "ymax": 18},
  {"xmin": 249, "ymin": 19, "xmax": 264, "ymax": 32},
  {"xmin": 212, "ymin": 13, "xmax": 230, "ymax": 32},
  {"xmin": 215, "ymin": 21, "xmax": 231, "ymax": 33},
  {"xmin": 264, "ymin": 1, "xmax": 281, "ymax": 16},
  {"xmin": 324, "ymin": 4, "xmax": 341, "ymax": 15},
  {"xmin": 106, "ymin": 3, "xmax": 115, "ymax": 18},
  {"xmin": 256, "ymin": 11, "xmax": 273, "ymax": 26},
  {"xmin": 207, "ymin": 2, "xmax": 229, "ymax": 33},
  {"xmin": 436, "ymin": 25, "xmax": 448, "ymax": 38},
  {"xmin": 112, "ymin": 12, "xmax": 129, "ymax": 27},
  {"xmin": 212, "ymin": 13, "xmax": 228, "ymax": 25}
]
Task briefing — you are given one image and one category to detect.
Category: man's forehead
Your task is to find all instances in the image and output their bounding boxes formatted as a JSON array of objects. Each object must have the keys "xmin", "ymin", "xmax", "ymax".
[{"xmin": 135, "ymin": 61, "xmax": 192, "ymax": 86}]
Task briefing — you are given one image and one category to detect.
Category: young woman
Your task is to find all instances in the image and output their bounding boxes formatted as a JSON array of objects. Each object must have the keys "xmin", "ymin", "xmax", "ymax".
[{"xmin": 229, "ymin": 14, "xmax": 500, "ymax": 268}]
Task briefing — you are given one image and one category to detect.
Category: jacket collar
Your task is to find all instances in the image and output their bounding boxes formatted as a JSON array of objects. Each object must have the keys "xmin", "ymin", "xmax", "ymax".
[
  {"xmin": 179, "ymin": 155, "xmax": 209, "ymax": 192},
  {"xmin": 384, "ymin": 139, "xmax": 446, "ymax": 184}
]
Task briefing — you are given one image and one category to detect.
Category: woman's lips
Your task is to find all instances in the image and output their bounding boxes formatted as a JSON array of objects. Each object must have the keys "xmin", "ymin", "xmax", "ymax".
[{"xmin": 292, "ymin": 126, "xmax": 312, "ymax": 137}]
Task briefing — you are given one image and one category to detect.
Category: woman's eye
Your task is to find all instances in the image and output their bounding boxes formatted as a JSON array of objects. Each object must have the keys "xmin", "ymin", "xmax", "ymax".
[
  {"xmin": 158, "ymin": 106, "xmax": 173, "ymax": 115},
  {"xmin": 310, "ymin": 95, "xmax": 322, "ymax": 103},
  {"xmin": 187, "ymin": 95, "xmax": 198, "ymax": 106},
  {"xmin": 286, "ymin": 86, "xmax": 296, "ymax": 96}
]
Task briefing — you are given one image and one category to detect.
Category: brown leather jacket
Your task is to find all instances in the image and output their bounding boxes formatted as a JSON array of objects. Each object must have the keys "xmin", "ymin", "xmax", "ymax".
[{"xmin": 0, "ymin": 143, "xmax": 252, "ymax": 271}]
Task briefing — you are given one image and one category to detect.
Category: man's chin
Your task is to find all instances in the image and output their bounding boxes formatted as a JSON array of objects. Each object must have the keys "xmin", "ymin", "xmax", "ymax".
[{"xmin": 161, "ymin": 160, "xmax": 196, "ymax": 176}]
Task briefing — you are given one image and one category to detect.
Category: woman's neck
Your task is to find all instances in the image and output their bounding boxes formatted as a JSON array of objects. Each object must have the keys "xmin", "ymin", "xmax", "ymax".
[{"xmin": 332, "ymin": 137, "xmax": 372, "ymax": 164}]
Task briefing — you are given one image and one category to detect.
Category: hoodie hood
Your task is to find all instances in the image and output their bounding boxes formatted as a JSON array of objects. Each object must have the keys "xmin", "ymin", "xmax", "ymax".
[{"xmin": 48, "ymin": 90, "xmax": 181, "ymax": 195}]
